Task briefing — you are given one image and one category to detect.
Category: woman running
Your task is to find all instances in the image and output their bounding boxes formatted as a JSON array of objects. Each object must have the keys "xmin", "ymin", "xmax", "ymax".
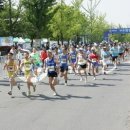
[
  {"xmin": 20, "ymin": 52, "xmax": 36, "ymax": 96},
  {"xmin": 59, "ymin": 47, "xmax": 69, "ymax": 86},
  {"xmin": 4, "ymin": 52, "xmax": 20, "ymax": 96},
  {"xmin": 69, "ymin": 46, "xmax": 77, "ymax": 75},
  {"xmin": 76, "ymin": 48, "xmax": 87, "ymax": 83},
  {"xmin": 88, "ymin": 49, "xmax": 100, "ymax": 80}
]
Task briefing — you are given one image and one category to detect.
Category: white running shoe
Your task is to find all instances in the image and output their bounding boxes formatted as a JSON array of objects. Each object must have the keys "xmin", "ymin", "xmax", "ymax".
[
  {"xmin": 65, "ymin": 83, "xmax": 68, "ymax": 86},
  {"xmin": 27, "ymin": 91, "xmax": 31, "ymax": 96},
  {"xmin": 80, "ymin": 77, "xmax": 83, "ymax": 81},
  {"xmin": 93, "ymin": 77, "xmax": 96, "ymax": 80},
  {"xmin": 53, "ymin": 92, "xmax": 57, "ymax": 96}
]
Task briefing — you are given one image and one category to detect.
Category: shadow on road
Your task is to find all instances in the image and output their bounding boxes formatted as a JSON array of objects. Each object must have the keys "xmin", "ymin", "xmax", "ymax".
[{"xmin": 21, "ymin": 92, "xmax": 92, "ymax": 101}]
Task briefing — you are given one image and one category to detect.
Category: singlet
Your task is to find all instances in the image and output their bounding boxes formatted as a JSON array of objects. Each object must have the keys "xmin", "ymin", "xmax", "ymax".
[
  {"xmin": 23, "ymin": 59, "xmax": 32, "ymax": 71},
  {"xmin": 46, "ymin": 57, "xmax": 56, "ymax": 73},
  {"xmin": 101, "ymin": 51, "xmax": 110, "ymax": 59},
  {"xmin": 110, "ymin": 47, "xmax": 119, "ymax": 57},
  {"xmin": 77, "ymin": 53, "xmax": 86, "ymax": 65},
  {"xmin": 70, "ymin": 51, "xmax": 77, "ymax": 63},
  {"xmin": 31, "ymin": 53, "xmax": 41, "ymax": 65},
  {"xmin": 6, "ymin": 60, "xmax": 16, "ymax": 72},
  {"xmin": 118, "ymin": 46, "xmax": 124, "ymax": 53},
  {"xmin": 60, "ymin": 54, "xmax": 68, "ymax": 67},
  {"xmin": 89, "ymin": 53, "xmax": 99, "ymax": 62}
]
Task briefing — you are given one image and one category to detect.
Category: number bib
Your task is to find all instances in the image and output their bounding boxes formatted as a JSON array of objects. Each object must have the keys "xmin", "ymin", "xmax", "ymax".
[{"xmin": 7, "ymin": 66, "xmax": 14, "ymax": 72}]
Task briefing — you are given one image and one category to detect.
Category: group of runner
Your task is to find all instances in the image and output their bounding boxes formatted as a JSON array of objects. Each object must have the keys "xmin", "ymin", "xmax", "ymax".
[{"xmin": 3, "ymin": 42, "xmax": 130, "ymax": 97}]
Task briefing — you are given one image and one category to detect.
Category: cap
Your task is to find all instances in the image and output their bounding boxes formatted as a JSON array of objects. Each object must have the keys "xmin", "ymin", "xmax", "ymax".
[{"xmin": 79, "ymin": 48, "xmax": 83, "ymax": 51}]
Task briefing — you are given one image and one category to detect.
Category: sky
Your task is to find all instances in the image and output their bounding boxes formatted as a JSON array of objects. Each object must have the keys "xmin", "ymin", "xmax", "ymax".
[{"xmin": 64, "ymin": 0, "xmax": 130, "ymax": 27}]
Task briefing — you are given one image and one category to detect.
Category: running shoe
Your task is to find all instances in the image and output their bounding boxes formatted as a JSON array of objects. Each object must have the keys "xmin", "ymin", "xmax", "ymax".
[
  {"xmin": 104, "ymin": 72, "xmax": 107, "ymax": 75},
  {"xmin": 88, "ymin": 73, "xmax": 91, "ymax": 76},
  {"xmin": 17, "ymin": 83, "xmax": 21, "ymax": 90},
  {"xmin": 65, "ymin": 83, "xmax": 68, "ymax": 86},
  {"xmin": 93, "ymin": 77, "xmax": 96, "ymax": 80},
  {"xmin": 53, "ymin": 92, "xmax": 58, "ymax": 96},
  {"xmin": 80, "ymin": 77, "xmax": 83, "ymax": 81},
  {"xmin": 8, "ymin": 91, "xmax": 12, "ymax": 95}
]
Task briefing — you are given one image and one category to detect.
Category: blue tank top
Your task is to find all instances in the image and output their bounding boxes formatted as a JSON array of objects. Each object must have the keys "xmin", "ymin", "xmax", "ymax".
[
  {"xmin": 70, "ymin": 51, "xmax": 77, "ymax": 63},
  {"xmin": 60, "ymin": 54, "xmax": 68, "ymax": 67},
  {"xmin": 46, "ymin": 58, "xmax": 56, "ymax": 73}
]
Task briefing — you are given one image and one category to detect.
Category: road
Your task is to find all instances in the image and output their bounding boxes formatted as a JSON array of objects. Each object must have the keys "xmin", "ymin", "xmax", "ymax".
[{"xmin": 0, "ymin": 58, "xmax": 130, "ymax": 130}]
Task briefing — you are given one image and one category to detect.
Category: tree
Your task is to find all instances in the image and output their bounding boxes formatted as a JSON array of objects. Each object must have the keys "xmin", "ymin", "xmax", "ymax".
[
  {"xmin": 48, "ymin": 2, "xmax": 88, "ymax": 44},
  {"xmin": 21, "ymin": 0, "xmax": 56, "ymax": 39},
  {"xmin": 81, "ymin": 0, "xmax": 103, "ymax": 42},
  {"xmin": 0, "ymin": 0, "xmax": 23, "ymax": 36}
]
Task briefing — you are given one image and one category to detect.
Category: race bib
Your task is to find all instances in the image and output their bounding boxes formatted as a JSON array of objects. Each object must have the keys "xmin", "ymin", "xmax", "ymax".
[
  {"xmin": 7, "ymin": 66, "xmax": 14, "ymax": 72},
  {"xmin": 61, "ymin": 59, "xmax": 67, "ymax": 63},
  {"xmin": 92, "ymin": 59, "xmax": 97, "ymax": 62},
  {"xmin": 48, "ymin": 66, "xmax": 55, "ymax": 72},
  {"xmin": 72, "ymin": 55, "xmax": 76, "ymax": 59}
]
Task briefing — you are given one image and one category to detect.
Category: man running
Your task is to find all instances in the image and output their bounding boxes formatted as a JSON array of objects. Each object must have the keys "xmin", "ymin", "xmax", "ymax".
[{"xmin": 44, "ymin": 50, "xmax": 58, "ymax": 96}]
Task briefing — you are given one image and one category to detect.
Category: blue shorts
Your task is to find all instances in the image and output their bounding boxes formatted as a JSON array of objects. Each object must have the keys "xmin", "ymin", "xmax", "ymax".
[{"xmin": 92, "ymin": 62, "xmax": 99, "ymax": 68}]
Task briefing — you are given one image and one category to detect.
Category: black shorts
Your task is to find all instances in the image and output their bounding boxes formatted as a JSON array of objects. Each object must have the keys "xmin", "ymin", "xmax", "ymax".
[
  {"xmin": 112, "ymin": 56, "xmax": 118, "ymax": 61},
  {"xmin": 125, "ymin": 48, "xmax": 128, "ymax": 52},
  {"xmin": 48, "ymin": 72, "xmax": 57, "ymax": 77},
  {"xmin": 60, "ymin": 66, "xmax": 68, "ymax": 72},
  {"xmin": 79, "ymin": 64, "xmax": 87, "ymax": 69},
  {"xmin": 119, "ymin": 53, "xmax": 124, "ymax": 56}
]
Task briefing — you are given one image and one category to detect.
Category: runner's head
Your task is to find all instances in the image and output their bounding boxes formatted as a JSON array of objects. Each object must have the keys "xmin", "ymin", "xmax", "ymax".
[
  {"xmin": 47, "ymin": 50, "xmax": 53, "ymax": 58},
  {"xmin": 91, "ymin": 48, "xmax": 96, "ymax": 53},
  {"xmin": 103, "ymin": 46, "xmax": 107, "ymax": 51},
  {"xmin": 79, "ymin": 48, "xmax": 84, "ymax": 54},
  {"xmin": 62, "ymin": 47, "xmax": 67, "ymax": 54},
  {"xmin": 24, "ymin": 51, "xmax": 29, "ymax": 58},
  {"xmin": 32, "ymin": 48, "xmax": 37, "ymax": 53},
  {"xmin": 7, "ymin": 52, "xmax": 13, "ymax": 59}
]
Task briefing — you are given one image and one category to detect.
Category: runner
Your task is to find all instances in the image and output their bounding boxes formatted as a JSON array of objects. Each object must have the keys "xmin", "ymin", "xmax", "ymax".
[
  {"xmin": 3, "ymin": 52, "xmax": 20, "ymax": 96},
  {"xmin": 118, "ymin": 43, "xmax": 125, "ymax": 63},
  {"xmin": 101, "ymin": 46, "xmax": 110, "ymax": 74},
  {"xmin": 40, "ymin": 47, "xmax": 47, "ymax": 67},
  {"xmin": 85, "ymin": 45, "xmax": 92, "ymax": 75},
  {"xmin": 44, "ymin": 50, "xmax": 58, "ymax": 96},
  {"xmin": 76, "ymin": 48, "xmax": 87, "ymax": 83},
  {"xmin": 110, "ymin": 43, "xmax": 119, "ymax": 69},
  {"xmin": 69, "ymin": 46, "xmax": 77, "ymax": 75},
  {"xmin": 30, "ymin": 48, "xmax": 41, "ymax": 76},
  {"xmin": 59, "ymin": 47, "xmax": 69, "ymax": 86},
  {"xmin": 20, "ymin": 52, "xmax": 36, "ymax": 96},
  {"xmin": 88, "ymin": 49, "xmax": 100, "ymax": 80}
]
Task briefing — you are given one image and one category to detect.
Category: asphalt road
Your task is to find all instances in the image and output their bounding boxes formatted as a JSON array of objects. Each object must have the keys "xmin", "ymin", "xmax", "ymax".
[{"xmin": 0, "ymin": 58, "xmax": 130, "ymax": 130}]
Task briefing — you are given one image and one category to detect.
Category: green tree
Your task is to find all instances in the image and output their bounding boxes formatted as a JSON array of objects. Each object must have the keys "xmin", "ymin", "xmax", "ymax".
[
  {"xmin": 48, "ymin": 3, "xmax": 88, "ymax": 44},
  {"xmin": 0, "ymin": 0, "xmax": 23, "ymax": 36},
  {"xmin": 21, "ymin": 0, "xmax": 56, "ymax": 39}
]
